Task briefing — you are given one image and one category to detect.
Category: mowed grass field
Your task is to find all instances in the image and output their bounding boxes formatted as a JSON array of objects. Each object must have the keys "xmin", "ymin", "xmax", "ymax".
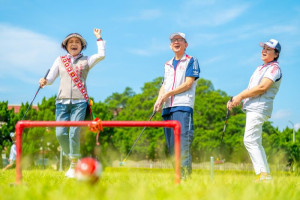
[{"xmin": 0, "ymin": 168, "xmax": 299, "ymax": 200}]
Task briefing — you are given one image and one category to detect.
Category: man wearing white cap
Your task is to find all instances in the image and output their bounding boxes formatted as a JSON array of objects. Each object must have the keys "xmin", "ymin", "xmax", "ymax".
[
  {"xmin": 39, "ymin": 28, "xmax": 106, "ymax": 178},
  {"xmin": 154, "ymin": 32, "xmax": 200, "ymax": 179},
  {"xmin": 2, "ymin": 132, "xmax": 17, "ymax": 171},
  {"xmin": 227, "ymin": 39, "xmax": 282, "ymax": 181}
]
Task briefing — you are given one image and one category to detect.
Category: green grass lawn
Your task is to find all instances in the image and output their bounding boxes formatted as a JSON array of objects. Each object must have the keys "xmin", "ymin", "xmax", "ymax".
[{"xmin": 0, "ymin": 168, "xmax": 299, "ymax": 200}]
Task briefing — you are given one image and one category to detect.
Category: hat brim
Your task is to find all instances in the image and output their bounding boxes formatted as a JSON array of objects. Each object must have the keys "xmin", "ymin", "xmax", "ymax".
[
  {"xmin": 62, "ymin": 34, "xmax": 87, "ymax": 47},
  {"xmin": 259, "ymin": 42, "xmax": 275, "ymax": 49},
  {"xmin": 259, "ymin": 42, "xmax": 265, "ymax": 47},
  {"xmin": 170, "ymin": 34, "xmax": 182, "ymax": 40},
  {"xmin": 169, "ymin": 32, "xmax": 186, "ymax": 40}
]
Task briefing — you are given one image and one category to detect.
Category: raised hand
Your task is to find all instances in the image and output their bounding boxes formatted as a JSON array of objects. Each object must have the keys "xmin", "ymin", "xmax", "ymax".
[{"xmin": 94, "ymin": 28, "xmax": 101, "ymax": 39}]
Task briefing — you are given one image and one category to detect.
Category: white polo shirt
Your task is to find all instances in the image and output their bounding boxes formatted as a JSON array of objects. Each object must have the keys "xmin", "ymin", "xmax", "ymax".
[{"xmin": 243, "ymin": 61, "xmax": 282, "ymax": 117}]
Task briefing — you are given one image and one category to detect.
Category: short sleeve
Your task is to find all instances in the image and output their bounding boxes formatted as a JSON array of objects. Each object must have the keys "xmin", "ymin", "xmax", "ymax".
[
  {"xmin": 264, "ymin": 65, "xmax": 282, "ymax": 82},
  {"xmin": 185, "ymin": 57, "xmax": 200, "ymax": 80}
]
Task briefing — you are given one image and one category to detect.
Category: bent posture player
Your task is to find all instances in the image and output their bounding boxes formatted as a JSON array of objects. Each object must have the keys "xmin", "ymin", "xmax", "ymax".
[{"xmin": 227, "ymin": 39, "xmax": 282, "ymax": 181}]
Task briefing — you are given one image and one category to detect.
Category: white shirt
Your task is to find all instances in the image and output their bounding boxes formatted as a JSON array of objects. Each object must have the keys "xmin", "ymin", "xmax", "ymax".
[
  {"xmin": 9, "ymin": 143, "xmax": 16, "ymax": 162},
  {"xmin": 46, "ymin": 40, "xmax": 106, "ymax": 104},
  {"xmin": 243, "ymin": 61, "xmax": 282, "ymax": 117}
]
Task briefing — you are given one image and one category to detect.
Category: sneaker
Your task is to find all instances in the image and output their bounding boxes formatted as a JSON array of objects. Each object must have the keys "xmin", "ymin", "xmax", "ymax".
[
  {"xmin": 65, "ymin": 168, "xmax": 75, "ymax": 178},
  {"xmin": 256, "ymin": 174, "xmax": 272, "ymax": 182},
  {"xmin": 65, "ymin": 158, "xmax": 78, "ymax": 178}
]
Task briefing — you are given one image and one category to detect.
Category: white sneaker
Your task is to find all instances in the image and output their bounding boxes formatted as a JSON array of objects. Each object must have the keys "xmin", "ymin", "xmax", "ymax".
[
  {"xmin": 65, "ymin": 168, "xmax": 75, "ymax": 178},
  {"xmin": 260, "ymin": 175, "xmax": 272, "ymax": 181},
  {"xmin": 256, "ymin": 174, "xmax": 272, "ymax": 182},
  {"xmin": 65, "ymin": 158, "xmax": 78, "ymax": 178}
]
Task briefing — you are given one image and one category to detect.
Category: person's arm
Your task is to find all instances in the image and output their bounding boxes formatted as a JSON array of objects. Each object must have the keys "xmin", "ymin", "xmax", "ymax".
[
  {"xmin": 227, "ymin": 77, "xmax": 273, "ymax": 110},
  {"xmin": 154, "ymin": 85, "xmax": 165, "ymax": 112},
  {"xmin": 162, "ymin": 76, "xmax": 195, "ymax": 100},
  {"xmin": 154, "ymin": 77, "xmax": 195, "ymax": 111},
  {"xmin": 88, "ymin": 28, "xmax": 106, "ymax": 69},
  {"xmin": 39, "ymin": 57, "xmax": 60, "ymax": 87}
]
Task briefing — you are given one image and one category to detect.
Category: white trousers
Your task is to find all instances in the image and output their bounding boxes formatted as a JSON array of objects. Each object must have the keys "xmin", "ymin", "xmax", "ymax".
[{"xmin": 244, "ymin": 111, "xmax": 270, "ymax": 175}]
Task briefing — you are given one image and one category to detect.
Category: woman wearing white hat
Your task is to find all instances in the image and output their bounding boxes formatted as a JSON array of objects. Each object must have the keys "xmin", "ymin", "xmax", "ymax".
[
  {"xmin": 39, "ymin": 28, "xmax": 106, "ymax": 178},
  {"xmin": 227, "ymin": 39, "xmax": 282, "ymax": 181}
]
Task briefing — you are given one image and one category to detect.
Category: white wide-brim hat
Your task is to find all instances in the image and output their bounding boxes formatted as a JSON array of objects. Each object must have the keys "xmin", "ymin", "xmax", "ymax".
[{"xmin": 62, "ymin": 33, "xmax": 87, "ymax": 48}]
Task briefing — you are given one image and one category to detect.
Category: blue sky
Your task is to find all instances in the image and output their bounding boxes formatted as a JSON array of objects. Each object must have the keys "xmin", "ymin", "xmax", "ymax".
[{"xmin": 0, "ymin": 0, "xmax": 299, "ymax": 131}]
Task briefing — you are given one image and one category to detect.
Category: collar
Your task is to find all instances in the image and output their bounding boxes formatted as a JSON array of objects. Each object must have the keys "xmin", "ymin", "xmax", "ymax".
[
  {"xmin": 174, "ymin": 54, "xmax": 186, "ymax": 61},
  {"xmin": 260, "ymin": 61, "xmax": 279, "ymax": 71},
  {"xmin": 66, "ymin": 53, "xmax": 83, "ymax": 59},
  {"xmin": 167, "ymin": 54, "xmax": 189, "ymax": 64},
  {"xmin": 66, "ymin": 53, "xmax": 83, "ymax": 63}
]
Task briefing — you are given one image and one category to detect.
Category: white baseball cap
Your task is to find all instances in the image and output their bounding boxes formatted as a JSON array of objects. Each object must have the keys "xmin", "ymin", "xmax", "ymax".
[
  {"xmin": 169, "ymin": 32, "xmax": 186, "ymax": 41},
  {"xmin": 259, "ymin": 39, "xmax": 281, "ymax": 53}
]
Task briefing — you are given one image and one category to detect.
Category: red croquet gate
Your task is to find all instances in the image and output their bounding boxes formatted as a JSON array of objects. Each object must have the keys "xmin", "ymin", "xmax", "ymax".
[{"xmin": 15, "ymin": 120, "xmax": 181, "ymax": 184}]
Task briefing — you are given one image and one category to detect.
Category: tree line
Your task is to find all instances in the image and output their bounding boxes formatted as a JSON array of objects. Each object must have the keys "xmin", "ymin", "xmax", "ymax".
[{"xmin": 0, "ymin": 77, "xmax": 299, "ymax": 171}]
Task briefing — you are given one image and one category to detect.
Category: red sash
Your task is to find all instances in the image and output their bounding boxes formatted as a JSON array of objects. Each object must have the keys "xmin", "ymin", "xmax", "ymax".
[
  {"xmin": 61, "ymin": 55, "xmax": 89, "ymax": 100},
  {"xmin": 61, "ymin": 55, "xmax": 93, "ymax": 119}
]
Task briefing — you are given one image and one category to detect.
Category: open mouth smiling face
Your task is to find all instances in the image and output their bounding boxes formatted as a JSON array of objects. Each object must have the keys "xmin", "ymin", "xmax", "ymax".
[
  {"xmin": 262, "ymin": 52, "xmax": 267, "ymax": 58},
  {"xmin": 173, "ymin": 43, "xmax": 181, "ymax": 50},
  {"xmin": 261, "ymin": 45, "xmax": 276, "ymax": 63},
  {"xmin": 67, "ymin": 37, "xmax": 82, "ymax": 56},
  {"xmin": 170, "ymin": 37, "xmax": 187, "ymax": 53}
]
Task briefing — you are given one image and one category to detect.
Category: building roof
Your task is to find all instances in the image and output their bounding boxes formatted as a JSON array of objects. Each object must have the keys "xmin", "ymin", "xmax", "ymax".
[{"xmin": 7, "ymin": 105, "xmax": 38, "ymax": 113}]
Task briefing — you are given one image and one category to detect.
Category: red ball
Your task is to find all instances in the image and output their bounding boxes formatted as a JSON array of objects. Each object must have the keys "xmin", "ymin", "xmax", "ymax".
[{"xmin": 75, "ymin": 157, "xmax": 102, "ymax": 183}]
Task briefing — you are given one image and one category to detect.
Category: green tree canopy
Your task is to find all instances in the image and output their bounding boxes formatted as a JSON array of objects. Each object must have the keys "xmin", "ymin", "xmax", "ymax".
[{"xmin": 1, "ymin": 77, "xmax": 299, "ymax": 171}]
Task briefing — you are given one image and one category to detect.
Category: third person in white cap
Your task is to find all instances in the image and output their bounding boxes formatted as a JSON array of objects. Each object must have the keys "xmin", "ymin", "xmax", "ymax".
[{"xmin": 227, "ymin": 39, "xmax": 282, "ymax": 181}]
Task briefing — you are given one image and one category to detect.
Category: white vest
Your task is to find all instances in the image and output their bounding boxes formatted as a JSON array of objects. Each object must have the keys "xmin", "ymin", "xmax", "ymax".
[
  {"xmin": 57, "ymin": 55, "xmax": 90, "ymax": 100},
  {"xmin": 163, "ymin": 54, "xmax": 198, "ymax": 109},
  {"xmin": 243, "ymin": 61, "xmax": 282, "ymax": 117}
]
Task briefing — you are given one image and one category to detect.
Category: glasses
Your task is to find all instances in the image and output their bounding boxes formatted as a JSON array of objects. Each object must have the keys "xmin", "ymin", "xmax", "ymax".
[{"xmin": 171, "ymin": 38, "xmax": 185, "ymax": 43}]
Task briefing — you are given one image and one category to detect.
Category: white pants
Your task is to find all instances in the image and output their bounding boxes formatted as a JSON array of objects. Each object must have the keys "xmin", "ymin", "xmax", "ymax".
[{"xmin": 244, "ymin": 111, "xmax": 270, "ymax": 175}]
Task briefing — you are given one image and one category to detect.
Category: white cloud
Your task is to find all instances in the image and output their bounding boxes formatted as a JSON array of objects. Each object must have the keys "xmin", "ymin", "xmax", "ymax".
[
  {"xmin": 128, "ymin": 49, "xmax": 151, "ymax": 56},
  {"xmin": 127, "ymin": 39, "xmax": 168, "ymax": 56},
  {"xmin": 260, "ymin": 25, "xmax": 298, "ymax": 35},
  {"xmin": 185, "ymin": 0, "xmax": 217, "ymax": 6},
  {"xmin": 188, "ymin": 33, "xmax": 219, "ymax": 47},
  {"xmin": 200, "ymin": 55, "xmax": 224, "ymax": 66},
  {"xmin": 188, "ymin": 22, "xmax": 300, "ymax": 50},
  {"xmin": 272, "ymin": 109, "xmax": 292, "ymax": 120},
  {"xmin": 121, "ymin": 9, "xmax": 162, "ymax": 22},
  {"xmin": 0, "ymin": 23, "xmax": 62, "ymax": 82},
  {"xmin": 212, "ymin": 6, "xmax": 249, "ymax": 26},
  {"xmin": 178, "ymin": 2, "xmax": 250, "ymax": 27}
]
